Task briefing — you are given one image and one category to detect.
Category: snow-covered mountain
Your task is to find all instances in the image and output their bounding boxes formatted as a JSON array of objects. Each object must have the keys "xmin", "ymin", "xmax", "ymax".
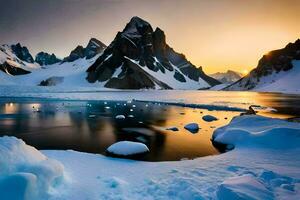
[
  {"xmin": 225, "ymin": 39, "xmax": 300, "ymax": 93},
  {"xmin": 35, "ymin": 52, "xmax": 61, "ymax": 66},
  {"xmin": 87, "ymin": 16, "xmax": 220, "ymax": 89},
  {"xmin": 0, "ymin": 17, "xmax": 219, "ymax": 90},
  {"xmin": 63, "ymin": 38, "xmax": 106, "ymax": 62},
  {"xmin": 0, "ymin": 43, "xmax": 40, "ymax": 75},
  {"xmin": 210, "ymin": 70, "xmax": 243, "ymax": 84},
  {"xmin": 0, "ymin": 38, "xmax": 106, "ymax": 87}
]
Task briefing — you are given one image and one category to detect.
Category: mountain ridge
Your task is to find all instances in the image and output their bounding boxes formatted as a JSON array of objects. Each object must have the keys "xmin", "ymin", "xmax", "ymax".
[
  {"xmin": 210, "ymin": 70, "xmax": 243, "ymax": 84},
  {"xmin": 225, "ymin": 39, "xmax": 300, "ymax": 92},
  {"xmin": 87, "ymin": 16, "xmax": 220, "ymax": 89}
]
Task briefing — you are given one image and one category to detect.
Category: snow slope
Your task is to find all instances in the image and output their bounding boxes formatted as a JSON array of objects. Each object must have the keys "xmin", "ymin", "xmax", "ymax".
[
  {"xmin": 253, "ymin": 60, "xmax": 300, "ymax": 94},
  {"xmin": 1, "ymin": 115, "xmax": 300, "ymax": 199},
  {"xmin": 126, "ymin": 57, "xmax": 210, "ymax": 89},
  {"xmin": 0, "ymin": 53, "xmax": 107, "ymax": 89},
  {"xmin": 0, "ymin": 44, "xmax": 40, "ymax": 72},
  {"xmin": 227, "ymin": 60, "xmax": 300, "ymax": 94}
]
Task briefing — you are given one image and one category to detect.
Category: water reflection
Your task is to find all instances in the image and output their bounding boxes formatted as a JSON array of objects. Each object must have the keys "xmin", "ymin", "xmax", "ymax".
[{"xmin": 0, "ymin": 91, "xmax": 299, "ymax": 161}]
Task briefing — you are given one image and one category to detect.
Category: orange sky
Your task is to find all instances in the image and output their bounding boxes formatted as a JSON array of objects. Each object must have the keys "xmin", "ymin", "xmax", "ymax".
[{"xmin": 1, "ymin": 0, "xmax": 299, "ymax": 74}]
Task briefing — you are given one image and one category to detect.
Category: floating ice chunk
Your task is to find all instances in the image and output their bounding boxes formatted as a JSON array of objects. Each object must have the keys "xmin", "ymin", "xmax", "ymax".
[
  {"xmin": 166, "ymin": 127, "xmax": 179, "ymax": 131},
  {"xmin": 184, "ymin": 123, "xmax": 200, "ymax": 133},
  {"xmin": 127, "ymin": 115, "xmax": 134, "ymax": 118},
  {"xmin": 212, "ymin": 115, "xmax": 300, "ymax": 149},
  {"xmin": 217, "ymin": 174, "xmax": 273, "ymax": 200},
  {"xmin": 88, "ymin": 114, "xmax": 96, "ymax": 118},
  {"xmin": 115, "ymin": 115, "xmax": 125, "ymax": 119},
  {"xmin": 106, "ymin": 141, "xmax": 149, "ymax": 156},
  {"xmin": 202, "ymin": 115, "xmax": 218, "ymax": 122}
]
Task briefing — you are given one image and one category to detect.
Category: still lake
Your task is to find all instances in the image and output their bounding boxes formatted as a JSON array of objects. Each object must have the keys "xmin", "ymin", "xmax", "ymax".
[{"xmin": 0, "ymin": 91, "xmax": 299, "ymax": 161}]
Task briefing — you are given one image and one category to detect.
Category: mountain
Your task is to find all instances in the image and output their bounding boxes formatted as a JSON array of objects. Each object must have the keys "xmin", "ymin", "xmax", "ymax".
[
  {"xmin": 11, "ymin": 43, "xmax": 34, "ymax": 63},
  {"xmin": 0, "ymin": 44, "xmax": 39, "ymax": 75},
  {"xmin": 35, "ymin": 52, "xmax": 61, "ymax": 66},
  {"xmin": 63, "ymin": 38, "xmax": 106, "ymax": 62},
  {"xmin": 0, "ymin": 38, "xmax": 105, "ymax": 87},
  {"xmin": 86, "ymin": 16, "xmax": 219, "ymax": 89},
  {"xmin": 210, "ymin": 70, "xmax": 243, "ymax": 84},
  {"xmin": 225, "ymin": 39, "xmax": 300, "ymax": 93}
]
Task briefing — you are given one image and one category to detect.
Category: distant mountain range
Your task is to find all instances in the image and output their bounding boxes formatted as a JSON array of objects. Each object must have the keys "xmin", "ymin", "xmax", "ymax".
[
  {"xmin": 1, "ymin": 16, "xmax": 299, "ymax": 92},
  {"xmin": 225, "ymin": 39, "xmax": 300, "ymax": 93},
  {"xmin": 210, "ymin": 70, "xmax": 243, "ymax": 84},
  {"xmin": 0, "ymin": 16, "xmax": 220, "ymax": 90}
]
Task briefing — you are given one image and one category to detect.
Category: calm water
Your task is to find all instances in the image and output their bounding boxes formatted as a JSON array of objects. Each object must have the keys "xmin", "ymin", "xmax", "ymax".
[{"xmin": 0, "ymin": 91, "xmax": 299, "ymax": 161}]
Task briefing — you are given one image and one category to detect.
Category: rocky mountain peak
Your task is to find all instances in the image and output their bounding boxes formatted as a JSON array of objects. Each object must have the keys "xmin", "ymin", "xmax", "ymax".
[
  {"xmin": 86, "ymin": 16, "xmax": 220, "ymax": 89},
  {"xmin": 35, "ymin": 52, "xmax": 61, "ymax": 66},
  {"xmin": 63, "ymin": 38, "xmax": 106, "ymax": 62},
  {"xmin": 123, "ymin": 16, "xmax": 152, "ymax": 35},
  {"xmin": 11, "ymin": 43, "xmax": 34, "ymax": 63},
  {"xmin": 85, "ymin": 38, "xmax": 106, "ymax": 59},
  {"xmin": 210, "ymin": 70, "xmax": 243, "ymax": 84}
]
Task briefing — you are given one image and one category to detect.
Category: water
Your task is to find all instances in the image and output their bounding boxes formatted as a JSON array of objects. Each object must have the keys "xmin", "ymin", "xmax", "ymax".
[{"xmin": 0, "ymin": 91, "xmax": 299, "ymax": 161}]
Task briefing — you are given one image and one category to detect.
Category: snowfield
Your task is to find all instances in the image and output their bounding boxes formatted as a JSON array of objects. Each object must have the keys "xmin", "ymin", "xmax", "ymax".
[
  {"xmin": 1, "ymin": 115, "xmax": 300, "ymax": 199},
  {"xmin": 253, "ymin": 60, "xmax": 300, "ymax": 94}
]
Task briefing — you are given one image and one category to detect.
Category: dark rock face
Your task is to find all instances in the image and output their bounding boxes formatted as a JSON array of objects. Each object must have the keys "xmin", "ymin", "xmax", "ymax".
[
  {"xmin": 63, "ymin": 46, "xmax": 85, "ymax": 62},
  {"xmin": 254, "ymin": 39, "xmax": 300, "ymax": 77},
  {"xmin": 39, "ymin": 76, "xmax": 64, "ymax": 86},
  {"xmin": 165, "ymin": 46, "xmax": 220, "ymax": 86},
  {"xmin": 35, "ymin": 52, "xmax": 61, "ymax": 66},
  {"xmin": 11, "ymin": 43, "xmax": 34, "ymax": 63},
  {"xmin": 226, "ymin": 39, "xmax": 300, "ymax": 90},
  {"xmin": 104, "ymin": 59, "xmax": 171, "ymax": 89},
  {"xmin": 174, "ymin": 70, "xmax": 186, "ymax": 82},
  {"xmin": 85, "ymin": 38, "xmax": 106, "ymax": 59},
  {"xmin": 0, "ymin": 61, "xmax": 31, "ymax": 75},
  {"xmin": 87, "ymin": 16, "xmax": 220, "ymax": 89},
  {"xmin": 63, "ymin": 38, "xmax": 106, "ymax": 62}
]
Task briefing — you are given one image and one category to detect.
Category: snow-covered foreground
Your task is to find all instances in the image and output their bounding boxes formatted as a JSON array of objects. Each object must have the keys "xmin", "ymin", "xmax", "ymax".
[{"xmin": 1, "ymin": 115, "xmax": 300, "ymax": 199}]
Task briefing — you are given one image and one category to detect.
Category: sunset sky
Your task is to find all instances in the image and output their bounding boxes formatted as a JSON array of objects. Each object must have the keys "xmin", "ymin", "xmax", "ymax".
[{"xmin": 0, "ymin": 0, "xmax": 299, "ymax": 74}]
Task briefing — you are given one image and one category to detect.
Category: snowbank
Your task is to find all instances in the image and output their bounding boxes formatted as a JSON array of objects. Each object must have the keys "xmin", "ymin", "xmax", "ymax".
[
  {"xmin": 217, "ymin": 174, "xmax": 273, "ymax": 200},
  {"xmin": 106, "ymin": 141, "xmax": 149, "ymax": 156},
  {"xmin": 212, "ymin": 115, "xmax": 300, "ymax": 149},
  {"xmin": 0, "ymin": 136, "xmax": 64, "ymax": 200},
  {"xmin": 1, "ymin": 116, "xmax": 300, "ymax": 200}
]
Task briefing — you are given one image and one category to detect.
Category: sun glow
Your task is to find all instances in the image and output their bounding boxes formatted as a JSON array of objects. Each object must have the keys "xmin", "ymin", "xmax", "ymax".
[{"xmin": 242, "ymin": 70, "xmax": 249, "ymax": 75}]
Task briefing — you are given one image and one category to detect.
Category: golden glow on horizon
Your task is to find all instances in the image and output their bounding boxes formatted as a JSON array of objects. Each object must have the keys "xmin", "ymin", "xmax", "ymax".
[
  {"xmin": 13, "ymin": 0, "xmax": 299, "ymax": 74},
  {"xmin": 242, "ymin": 70, "xmax": 249, "ymax": 75}
]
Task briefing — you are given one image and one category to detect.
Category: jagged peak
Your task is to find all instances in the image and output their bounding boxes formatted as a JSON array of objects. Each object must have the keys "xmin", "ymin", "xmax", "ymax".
[
  {"xmin": 10, "ymin": 43, "xmax": 34, "ymax": 63},
  {"xmin": 11, "ymin": 43, "xmax": 29, "ymax": 50},
  {"xmin": 86, "ymin": 38, "xmax": 106, "ymax": 49},
  {"xmin": 123, "ymin": 16, "xmax": 153, "ymax": 35},
  {"xmin": 154, "ymin": 27, "xmax": 164, "ymax": 33},
  {"xmin": 129, "ymin": 16, "xmax": 150, "ymax": 26}
]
